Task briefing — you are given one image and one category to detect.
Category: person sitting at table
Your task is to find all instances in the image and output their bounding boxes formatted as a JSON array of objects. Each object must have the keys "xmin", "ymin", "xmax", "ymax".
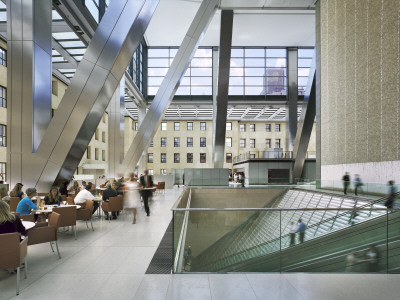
[
  {"xmin": 69, "ymin": 181, "xmax": 81, "ymax": 195},
  {"xmin": 44, "ymin": 187, "xmax": 62, "ymax": 205},
  {"xmin": 102, "ymin": 184, "xmax": 118, "ymax": 219},
  {"xmin": 0, "ymin": 201, "xmax": 26, "ymax": 237},
  {"xmin": 74, "ymin": 184, "xmax": 98, "ymax": 215},
  {"xmin": 81, "ymin": 181, "xmax": 87, "ymax": 191},
  {"xmin": 9, "ymin": 182, "xmax": 24, "ymax": 199},
  {"xmin": 59, "ymin": 181, "xmax": 69, "ymax": 196},
  {"xmin": 16, "ymin": 188, "xmax": 37, "ymax": 215}
]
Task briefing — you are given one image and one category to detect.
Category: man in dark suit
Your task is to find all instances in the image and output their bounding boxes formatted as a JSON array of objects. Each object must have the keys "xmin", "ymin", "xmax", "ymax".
[
  {"xmin": 102, "ymin": 184, "xmax": 118, "ymax": 219},
  {"xmin": 139, "ymin": 169, "xmax": 153, "ymax": 216}
]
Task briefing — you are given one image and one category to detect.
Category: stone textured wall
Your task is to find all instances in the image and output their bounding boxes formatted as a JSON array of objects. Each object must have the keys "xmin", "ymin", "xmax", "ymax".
[{"xmin": 320, "ymin": 0, "xmax": 400, "ymax": 182}]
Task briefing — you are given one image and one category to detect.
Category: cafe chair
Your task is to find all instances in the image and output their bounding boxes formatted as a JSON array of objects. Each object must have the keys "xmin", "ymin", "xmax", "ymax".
[
  {"xmin": 102, "ymin": 196, "xmax": 123, "ymax": 223},
  {"xmin": 0, "ymin": 233, "xmax": 28, "ymax": 295},
  {"xmin": 9, "ymin": 197, "xmax": 20, "ymax": 212},
  {"xmin": 76, "ymin": 200, "xmax": 94, "ymax": 231},
  {"xmin": 20, "ymin": 214, "xmax": 35, "ymax": 222},
  {"xmin": 27, "ymin": 212, "xmax": 61, "ymax": 259},
  {"xmin": 157, "ymin": 182, "xmax": 165, "ymax": 193},
  {"xmin": 52, "ymin": 206, "xmax": 77, "ymax": 240},
  {"xmin": 66, "ymin": 197, "xmax": 75, "ymax": 205}
]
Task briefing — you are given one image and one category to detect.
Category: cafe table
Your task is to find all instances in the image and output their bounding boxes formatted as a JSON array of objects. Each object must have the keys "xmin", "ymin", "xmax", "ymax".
[
  {"xmin": 22, "ymin": 221, "xmax": 35, "ymax": 230},
  {"xmin": 33, "ymin": 204, "xmax": 81, "ymax": 222}
]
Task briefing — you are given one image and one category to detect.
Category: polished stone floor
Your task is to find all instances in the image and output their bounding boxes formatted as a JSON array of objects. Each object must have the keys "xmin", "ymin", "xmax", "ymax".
[{"xmin": 1, "ymin": 186, "xmax": 399, "ymax": 300}]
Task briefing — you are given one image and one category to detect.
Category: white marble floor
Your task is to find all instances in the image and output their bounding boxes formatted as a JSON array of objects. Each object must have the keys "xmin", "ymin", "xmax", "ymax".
[{"xmin": 1, "ymin": 186, "xmax": 399, "ymax": 300}]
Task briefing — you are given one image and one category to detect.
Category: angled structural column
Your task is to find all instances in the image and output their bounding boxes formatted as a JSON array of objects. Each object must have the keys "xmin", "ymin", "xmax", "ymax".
[
  {"xmin": 32, "ymin": 0, "xmax": 158, "ymax": 191},
  {"xmin": 213, "ymin": 10, "xmax": 233, "ymax": 168},
  {"xmin": 7, "ymin": 0, "xmax": 52, "ymax": 183},
  {"xmin": 120, "ymin": 0, "xmax": 218, "ymax": 175},
  {"xmin": 292, "ymin": 55, "xmax": 316, "ymax": 181},
  {"xmin": 286, "ymin": 48, "xmax": 298, "ymax": 152},
  {"xmin": 108, "ymin": 77, "xmax": 125, "ymax": 179}
]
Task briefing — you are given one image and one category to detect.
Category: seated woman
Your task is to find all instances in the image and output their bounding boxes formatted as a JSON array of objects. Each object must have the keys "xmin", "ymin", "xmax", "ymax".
[
  {"xmin": 69, "ymin": 181, "xmax": 81, "ymax": 195},
  {"xmin": 44, "ymin": 187, "xmax": 62, "ymax": 205},
  {"xmin": 0, "ymin": 200, "xmax": 26, "ymax": 236},
  {"xmin": 9, "ymin": 182, "xmax": 24, "ymax": 199}
]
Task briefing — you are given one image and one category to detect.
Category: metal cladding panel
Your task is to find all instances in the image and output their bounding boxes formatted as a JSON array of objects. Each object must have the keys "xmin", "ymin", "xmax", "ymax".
[
  {"xmin": 84, "ymin": 0, "xmax": 146, "ymax": 65},
  {"xmin": 33, "ymin": 0, "xmax": 52, "ymax": 53},
  {"xmin": 108, "ymin": 89, "xmax": 118, "ymax": 178},
  {"xmin": 32, "ymin": 43, "xmax": 52, "ymax": 152},
  {"xmin": 119, "ymin": 78, "xmax": 125, "ymax": 164},
  {"xmin": 287, "ymin": 48, "xmax": 298, "ymax": 152},
  {"xmin": 36, "ymin": 160, "xmax": 63, "ymax": 193},
  {"xmin": 7, "ymin": 0, "xmax": 23, "ymax": 40},
  {"xmin": 36, "ymin": 58, "xmax": 96, "ymax": 158},
  {"xmin": 214, "ymin": 10, "xmax": 233, "ymax": 168},
  {"xmin": 120, "ymin": 0, "xmax": 218, "ymax": 174},
  {"xmin": 21, "ymin": 41, "xmax": 33, "ymax": 154},
  {"xmin": 49, "ymin": 65, "xmax": 110, "ymax": 166}
]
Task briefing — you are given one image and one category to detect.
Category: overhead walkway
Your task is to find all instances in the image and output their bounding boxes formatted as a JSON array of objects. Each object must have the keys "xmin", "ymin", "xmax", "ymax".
[{"xmin": 191, "ymin": 189, "xmax": 394, "ymax": 272}]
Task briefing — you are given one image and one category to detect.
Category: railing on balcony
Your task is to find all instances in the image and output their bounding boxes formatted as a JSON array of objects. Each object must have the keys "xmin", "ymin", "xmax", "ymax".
[{"xmin": 233, "ymin": 150, "xmax": 316, "ymax": 163}]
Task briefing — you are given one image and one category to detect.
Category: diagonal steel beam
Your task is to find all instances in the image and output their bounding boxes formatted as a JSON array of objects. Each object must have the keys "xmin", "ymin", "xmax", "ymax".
[
  {"xmin": 293, "ymin": 52, "xmax": 316, "ymax": 180},
  {"xmin": 31, "ymin": 0, "xmax": 158, "ymax": 190},
  {"xmin": 120, "ymin": 0, "xmax": 218, "ymax": 175},
  {"xmin": 268, "ymin": 107, "xmax": 284, "ymax": 120},
  {"xmin": 213, "ymin": 10, "xmax": 233, "ymax": 168}
]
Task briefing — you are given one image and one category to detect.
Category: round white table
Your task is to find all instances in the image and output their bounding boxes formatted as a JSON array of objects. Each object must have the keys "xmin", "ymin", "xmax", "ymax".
[
  {"xmin": 33, "ymin": 204, "xmax": 81, "ymax": 214},
  {"xmin": 22, "ymin": 221, "xmax": 35, "ymax": 230}
]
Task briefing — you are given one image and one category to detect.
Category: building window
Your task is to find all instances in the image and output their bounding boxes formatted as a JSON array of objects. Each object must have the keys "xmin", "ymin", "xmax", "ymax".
[
  {"xmin": 266, "ymin": 139, "xmax": 271, "ymax": 148},
  {"xmin": 161, "ymin": 169, "xmax": 167, "ymax": 175},
  {"xmin": 266, "ymin": 124, "xmax": 271, "ymax": 132},
  {"xmin": 200, "ymin": 153, "xmax": 206, "ymax": 163},
  {"xmin": 87, "ymin": 146, "xmax": 91, "ymax": 159},
  {"xmin": 102, "ymin": 131, "xmax": 106, "ymax": 143},
  {"xmin": 161, "ymin": 122, "xmax": 167, "ymax": 131},
  {"xmin": 226, "ymin": 153, "xmax": 232, "ymax": 163},
  {"xmin": 95, "ymin": 148, "xmax": 99, "ymax": 160},
  {"xmin": 200, "ymin": 137, "xmax": 206, "ymax": 147},
  {"xmin": 250, "ymin": 124, "xmax": 255, "ymax": 132},
  {"xmin": 250, "ymin": 139, "xmax": 255, "ymax": 148},
  {"xmin": 174, "ymin": 153, "xmax": 180, "ymax": 163},
  {"xmin": 187, "ymin": 137, "xmax": 193, "ymax": 147},
  {"xmin": 161, "ymin": 153, "xmax": 167, "ymax": 163},
  {"xmin": 134, "ymin": 122, "xmax": 138, "ymax": 131},
  {"xmin": 226, "ymin": 122, "xmax": 232, "ymax": 131},
  {"xmin": 240, "ymin": 139, "xmax": 246, "ymax": 148},
  {"xmin": 102, "ymin": 150, "xmax": 106, "ymax": 161},
  {"xmin": 226, "ymin": 137, "xmax": 232, "ymax": 147},
  {"xmin": 148, "ymin": 153, "xmax": 153, "ymax": 163},
  {"xmin": 0, "ymin": 86, "xmax": 6, "ymax": 108},
  {"xmin": 298, "ymin": 48, "xmax": 314, "ymax": 95},
  {"xmin": 250, "ymin": 153, "xmax": 256, "ymax": 159},
  {"xmin": 0, "ymin": 124, "xmax": 6, "ymax": 147},
  {"xmin": 275, "ymin": 124, "xmax": 281, "ymax": 132},
  {"xmin": 174, "ymin": 122, "xmax": 180, "ymax": 131},
  {"xmin": 187, "ymin": 122, "xmax": 193, "ymax": 131},
  {"xmin": 275, "ymin": 139, "xmax": 281, "ymax": 148},
  {"xmin": 161, "ymin": 137, "xmax": 167, "ymax": 147},
  {"xmin": 240, "ymin": 124, "xmax": 246, "ymax": 132},
  {"xmin": 148, "ymin": 169, "xmax": 154, "ymax": 175},
  {"xmin": 95, "ymin": 129, "xmax": 99, "ymax": 140},
  {"xmin": 174, "ymin": 137, "xmax": 180, "ymax": 147},
  {"xmin": 0, "ymin": 162, "xmax": 5, "ymax": 182},
  {"xmin": 187, "ymin": 153, "xmax": 193, "ymax": 163},
  {"xmin": 0, "ymin": 47, "xmax": 6, "ymax": 66},
  {"xmin": 200, "ymin": 122, "xmax": 206, "ymax": 131},
  {"xmin": 149, "ymin": 139, "xmax": 153, "ymax": 147}
]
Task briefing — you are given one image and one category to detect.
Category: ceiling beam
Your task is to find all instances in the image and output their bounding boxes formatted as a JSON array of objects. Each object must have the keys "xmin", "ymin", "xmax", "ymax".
[{"xmin": 268, "ymin": 107, "xmax": 284, "ymax": 120}]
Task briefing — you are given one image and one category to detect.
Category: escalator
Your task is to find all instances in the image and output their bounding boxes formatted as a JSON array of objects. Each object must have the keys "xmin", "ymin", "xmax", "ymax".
[{"xmin": 191, "ymin": 189, "xmax": 398, "ymax": 273}]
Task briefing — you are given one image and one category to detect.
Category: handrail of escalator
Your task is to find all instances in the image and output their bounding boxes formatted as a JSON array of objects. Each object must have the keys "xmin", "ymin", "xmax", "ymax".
[{"xmin": 197, "ymin": 191, "xmax": 400, "ymax": 269}]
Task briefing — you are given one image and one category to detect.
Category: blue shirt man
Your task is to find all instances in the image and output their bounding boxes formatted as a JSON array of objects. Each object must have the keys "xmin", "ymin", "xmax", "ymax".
[
  {"xmin": 16, "ymin": 187, "xmax": 37, "ymax": 215},
  {"xmin": 297, "ymin": 219, "xmax": 307, "ymax": 244}
]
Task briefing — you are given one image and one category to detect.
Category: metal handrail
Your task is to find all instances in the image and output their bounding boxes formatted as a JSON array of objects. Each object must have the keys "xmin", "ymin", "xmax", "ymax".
[{"xmin": 173, "ymin": 189, "xmax": 192, "ymax": 272}]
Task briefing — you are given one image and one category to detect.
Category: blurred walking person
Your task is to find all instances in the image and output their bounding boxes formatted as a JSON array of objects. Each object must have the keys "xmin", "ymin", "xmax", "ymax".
[
  {"xmin": 354, "ymin": 174, "xmax": 363, "ymax": 196},
  {"xmin": 342, "ymin": 172, "xmax": 350, "ymax": 195},
  {"xmin": 297, "ymin": 219, "xmax": 307, "ymax": 244},
  {"xmin": 289, "ymin": 221, "xmax": 297, "ymax": 246},
  {"xmin": 124, "ymin": 174, "xmax": 141, "ymax": 224}
]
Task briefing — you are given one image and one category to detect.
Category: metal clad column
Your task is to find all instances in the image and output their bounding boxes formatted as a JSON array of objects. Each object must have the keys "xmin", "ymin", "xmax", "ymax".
[
  {"xmin": 7, "ymin": 0, "xmax": 52, "ymax": 184},
  {"xmin": 121, "ymin": 0, "xmax": 218, "ymax": 174},
  {"xmin": 293, "ymin": 54, "xmax": 316, "ymax": 181},
  {"xmin": 108, "ymin": 77, "xmax": 125, "ymax": 178},
  {"xmin": 287, "ymin": 48, "xmax": 298, "ymax": 152},
  {"xmin": 315, "ymin": 2, "xmax": 322, "ymax": 183},
  {"xmin": 211, "ymin": 46, "xmax": 219, "ymax": 159},
  {"xmin": 34, "ymin": 0, "xmax": 158, "ymax": 190},
  {"xmin": 213, "ymin": 10, "xmax": 233, "ymax": 168}
]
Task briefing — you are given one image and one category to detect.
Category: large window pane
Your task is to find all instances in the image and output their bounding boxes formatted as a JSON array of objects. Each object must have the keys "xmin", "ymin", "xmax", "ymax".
[
  {"xmin": 231, "ymin": 58, "xmax": 244, "ymax": 67},
  {"xmin": 298, "ymin": 58, "xmax": 312, "ymax": 68},
  {"xmin": 176, "ymin": 86, "xmax": 190, "ymax": 95},
  {"xmin": 148, "ymin": 58, "xmax": 169, "ymax": 67},
  {"xmin": 148, "ymin": 48, "xmax": 170, "ymax": 57},
  {"xmin": 267, "ymin": 49, "xmax": 287, "ymax": 57},
  {"xmin": 191, "ymin": 58, "xmax": 212, "ymax": 67},
  {"xmin": 191, "ymin": 86, "xmax": 212, "ymax": 95},
  {"xmin": 245, "ymin": 77, "xmax": 264, "ymax": 86},
  {"xmin": 229, "ymin": 86, "xmax": 243, "ymax": 95},
  {"xmin": 231, "ymin": 48, "xmax": 244, "ymax": 57},
  {"xmin": 230, "ymin": 67, "xmax": 244, "ymax": 76},
  {"xmin": 298, "ymin": 48, "xmax": 314, "ymax": 57},
  {"xmin": 191, "ymin": 77, "xmax": 212, "ymax": 86},
  {"xmin": 245, "ymin": 86, "xmax": 264, "ymax": 95},
  {"xmin": 298, "ymin": 68, "xmax": 310, "ymax": 77},
  {"xmin": 267, "ymin": 58, "xmax": 286, "ymax": 67},
  {"xmin": 245, "ymin": 58, "xmax": 264, "ymax": 67},
  {"xmin": 229, "ymin": 77, "xmax": 244, "ymax": 86},
  {"xmin": 191, "ymin": 68, "xmax": 212, "ymax": 76},
  {"xmin": 245, "ymin": 68, "xmax": 265, "ymax": 76},
  {"xmin": 148, "ymin": 68, "xmax": 168, "ymax": 76},
  {"xmin": 148, "ymin": 77, "xmax": 164, "ymax": 86},
  {"xmin": 245, "ymin": 48, "xmax": 265, "ymax": 57}
]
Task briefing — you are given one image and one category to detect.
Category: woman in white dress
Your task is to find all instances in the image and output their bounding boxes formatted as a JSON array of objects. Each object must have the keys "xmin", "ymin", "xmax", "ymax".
[{"xmin": 124, "ymin": 175, "xmax": 141, "ymax": 224}]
